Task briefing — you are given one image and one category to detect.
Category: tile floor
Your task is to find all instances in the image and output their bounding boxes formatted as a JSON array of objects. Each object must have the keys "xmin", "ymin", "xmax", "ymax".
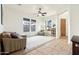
[{"xmin": 11, "ymin": 37, "xmax": 72, "ymax": 55}]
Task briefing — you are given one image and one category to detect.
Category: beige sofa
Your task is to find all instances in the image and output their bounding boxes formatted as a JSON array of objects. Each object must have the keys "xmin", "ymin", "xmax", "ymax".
[{"xmin": 0, "ymin": 32, "xmax": 26, "ymax": 55}]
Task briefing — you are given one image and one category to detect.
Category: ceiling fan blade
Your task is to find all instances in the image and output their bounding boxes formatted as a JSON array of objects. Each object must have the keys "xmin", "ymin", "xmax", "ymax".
[
  {"xmin": 39, "ymin": 8, "xmax": 42, "ymax": 11},
  {"xmin": 42, "ymin": 12, "xmax": 47, "ymax": 14},
  {"xmin": 42, "ymin": 14, "xmax": 45, "ymax": 16},
  {"xmin": 17, "ymin": 4, "xmax": 22, "ymax": 6},
  {"xmin": 37, "ymin": 14, "xmax": 39, "ymax": 17},
  {"xmin": 38, "ymin": 11, "xmax": 41, "ymax": 14}
]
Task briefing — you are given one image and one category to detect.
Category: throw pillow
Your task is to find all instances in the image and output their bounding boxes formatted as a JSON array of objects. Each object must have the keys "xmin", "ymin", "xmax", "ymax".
[
  {"xmin": 11, "ymin": 32, "xmax": 19, "ymax": 38},
  {"xmin": 1, "ymin": 32, "xmax": 11, "ymax": 38}
]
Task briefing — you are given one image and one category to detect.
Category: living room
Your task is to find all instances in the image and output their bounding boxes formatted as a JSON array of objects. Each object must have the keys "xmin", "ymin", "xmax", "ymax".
[
  {"xmin": 0, "ymin": 4, "xmax": 57, "ymax": 54},
  {"xmin": 0, "ymin": 4, "xmax": 79, "ymax": 55}
]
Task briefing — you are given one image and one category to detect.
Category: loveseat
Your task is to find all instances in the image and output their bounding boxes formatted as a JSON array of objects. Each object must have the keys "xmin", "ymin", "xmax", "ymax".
[{"xmin": 0, "ymin": 32, "xmax": 26, "ymax": 55}]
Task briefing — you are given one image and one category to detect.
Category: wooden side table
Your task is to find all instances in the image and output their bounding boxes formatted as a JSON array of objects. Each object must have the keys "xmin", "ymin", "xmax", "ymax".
[{"xmin": 71, "ymin": 36, "xmax": 79, "ymax": 55}]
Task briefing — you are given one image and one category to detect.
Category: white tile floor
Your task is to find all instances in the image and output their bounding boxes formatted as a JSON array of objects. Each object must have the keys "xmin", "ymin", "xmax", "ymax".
[{"xmin": 27, "ymin": 36, "xmax": 56, "ymax": 49}]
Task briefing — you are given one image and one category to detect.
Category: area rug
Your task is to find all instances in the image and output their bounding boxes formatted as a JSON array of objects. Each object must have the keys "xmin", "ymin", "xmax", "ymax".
[{"xmin": 27, "ymin": 36, "xmax": 55, "ymax": 49}]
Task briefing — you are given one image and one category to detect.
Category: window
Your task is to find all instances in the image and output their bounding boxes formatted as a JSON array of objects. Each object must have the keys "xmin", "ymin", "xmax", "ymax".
[
  {"xmin": 48, "ymin": 20, "xmax": 52, "ymax": 28},
  {"xmin": 31, "ymin": 19, "xmax": 36, "ymax": 32},
  {"xmin": 23, "ymin": 18, "xmax": 36, "ymax": 32},
  {"xmin": 23, "ymin": 18, "xmax": 30, "ymax": 32}
]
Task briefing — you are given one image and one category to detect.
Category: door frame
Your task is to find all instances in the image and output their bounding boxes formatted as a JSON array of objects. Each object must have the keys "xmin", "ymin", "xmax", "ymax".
[{"xmin": 56, "ymin": 11, "xmax": 71, "ymax": 44}]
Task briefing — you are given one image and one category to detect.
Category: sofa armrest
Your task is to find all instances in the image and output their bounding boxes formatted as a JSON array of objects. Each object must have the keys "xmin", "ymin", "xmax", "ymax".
[{"xmin": 21, "ymin": 35, "xmax": 27, "ymax": 39}]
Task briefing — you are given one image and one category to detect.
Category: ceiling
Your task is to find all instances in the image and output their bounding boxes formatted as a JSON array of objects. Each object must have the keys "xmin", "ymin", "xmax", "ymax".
[{"xmin": 3, "ymin": 4, "xmax": 70, "ymax": 17}]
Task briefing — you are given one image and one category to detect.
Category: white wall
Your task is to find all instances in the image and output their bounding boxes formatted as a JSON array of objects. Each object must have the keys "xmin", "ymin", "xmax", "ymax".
[
  {"xmin": 0, "ymin": 4, "xmax": 1, "ymax": 25},
  {"xmin": 3, "ymin": 5, "xmax": 43, "ymax": 36},
  {"xmin": 70, "ymin": 5, "xmax": 79, "ymax": 39}
]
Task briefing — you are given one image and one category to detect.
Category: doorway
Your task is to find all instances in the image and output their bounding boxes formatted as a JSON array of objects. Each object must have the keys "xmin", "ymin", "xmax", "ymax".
[
  {"xmin": 60, "ymin": 18, "xmax": 67, "ymax": 38},
  {"xmin": 56, "ymin": 11, "xmax": 70, "ymax": 43}
]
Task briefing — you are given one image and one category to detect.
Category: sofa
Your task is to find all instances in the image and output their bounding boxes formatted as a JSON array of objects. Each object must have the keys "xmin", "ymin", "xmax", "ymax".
[
  {"xmin": 38, "ymin": 30, "xmax": 45, "ymax": 36},
  {"xmin": 38, "ymin": 30, "xmax": 52, "ymax": 36},
  {"xmin": 0, "ymin": 32, "xmax": 26, "ymax": 55}
]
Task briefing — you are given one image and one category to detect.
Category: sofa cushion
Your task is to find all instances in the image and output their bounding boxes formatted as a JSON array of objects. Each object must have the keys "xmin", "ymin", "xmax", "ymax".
[
  {"xmin": 11, "ymin": 32, "xmax": 19, "ymax": 38},
  {"xmin": 1, "ymin": 32, "xmax": 11, "ymax": 38}
]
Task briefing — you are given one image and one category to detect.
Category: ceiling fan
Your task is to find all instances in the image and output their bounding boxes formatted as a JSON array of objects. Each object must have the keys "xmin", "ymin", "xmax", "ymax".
[{"xmin": 37, "ymin": 8, "xmax": 47, "ymax": 17}]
